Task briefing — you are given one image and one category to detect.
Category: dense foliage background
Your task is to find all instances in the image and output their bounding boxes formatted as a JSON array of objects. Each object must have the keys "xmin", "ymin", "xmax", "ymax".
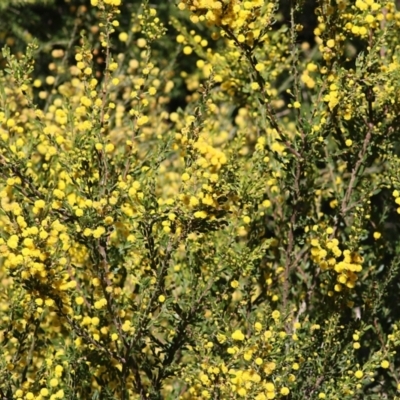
[{"xmin": 1, "ymin": 0, "xmax": 400, "ymax": 399}]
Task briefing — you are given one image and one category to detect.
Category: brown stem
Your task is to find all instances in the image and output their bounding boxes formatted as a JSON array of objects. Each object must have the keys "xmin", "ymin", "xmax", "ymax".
[{"xmin": 341, "ymin": 123, "xmax": 372, "ymax": 216}]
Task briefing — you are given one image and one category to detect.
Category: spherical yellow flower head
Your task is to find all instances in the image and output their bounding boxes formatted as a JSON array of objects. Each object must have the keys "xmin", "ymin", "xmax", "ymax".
[
  {"xmin": 232, "ymin": 329, "xmax": 245, "ymax": 341},
  {"xmin": 280, "ymin": 387, "xmax": 290, "ymax": 396},
  {"xmin": 354, "ymin": 370, "xmax": 364, "ymax": 379},
  {"xmin": 119, "ymin": 32, "xmax": 128, "ymax": 42},
  {"xmin": 373, "ymin": 231, "xmax": 381, "ymax": 240},
  {"xmin": 381, "ymin": 360, "xmax": 390, "ymax": 369},
  {"xmin": 271, "ymin": 310, "xmax": 280, "ymax": 320},
  {"xmin": 158, "ymin": 294, "xmax": 166, "ymax": 303}
]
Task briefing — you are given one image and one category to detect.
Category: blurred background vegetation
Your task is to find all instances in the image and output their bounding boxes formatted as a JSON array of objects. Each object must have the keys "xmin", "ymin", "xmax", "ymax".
[{"xmin": 0, "ymin": 0, "xmax": 319, "ymax": 103}]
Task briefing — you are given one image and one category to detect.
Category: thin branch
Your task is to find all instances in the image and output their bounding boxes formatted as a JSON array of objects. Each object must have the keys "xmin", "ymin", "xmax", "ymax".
[{"xmin": 341, "ymin": 122, "xmax": 373, "ymax": 216}]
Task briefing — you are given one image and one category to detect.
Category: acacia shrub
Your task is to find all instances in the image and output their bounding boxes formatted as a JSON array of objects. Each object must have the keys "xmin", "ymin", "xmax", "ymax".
[{"xmin": 1, "ymin": 0, "xmax": 400, "ymax": 399}]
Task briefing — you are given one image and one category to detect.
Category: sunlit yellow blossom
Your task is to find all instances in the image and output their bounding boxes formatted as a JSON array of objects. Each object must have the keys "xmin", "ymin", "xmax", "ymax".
[{"xmin": 232, "ymin": 329, "xmax": 245, "ymax": 341}]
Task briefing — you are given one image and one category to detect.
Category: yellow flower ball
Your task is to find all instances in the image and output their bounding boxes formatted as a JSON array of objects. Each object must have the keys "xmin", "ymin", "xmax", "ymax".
[
  {"xmin": 354, "ymin": 370, "xmax": 363, "ymax": 379},
  {"xmin": 327, "ymin": 39, "xmax": 335, "ymax": 48},
  {"xmin": 119, "ymin": 32, "xmax": 128, "ymax": 42},
  {"xmin": 159, "ymin": 295, "xmax": 166, "ymax": 303},
  {"xmin": 109, "ymin": 62, "xmax": 118, "ymax": 71},
  {"xmin": 105, "ymin": 143, "xmax": 115, "ymax": 153},
  {"xmin": 50, "ymin": 378, "xmax": 59, "ymax": 387},
  {"xmin": 183, "ymin": 46, "xmax": 193, "ymax": 55},
  {"xmin": 280, "ymin": 387, "xmax": 290, "ymax": 396},
  {"xmin": 75, "ymin": 297, "xmax": 84, "ymax": 305},
  {"xmin": 255, "ymin": 63, "xmax": 265, "ymax": 71},
  {"xmin": 232, "ymin": 329, "xmax": 245, "ymax": 341}
]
